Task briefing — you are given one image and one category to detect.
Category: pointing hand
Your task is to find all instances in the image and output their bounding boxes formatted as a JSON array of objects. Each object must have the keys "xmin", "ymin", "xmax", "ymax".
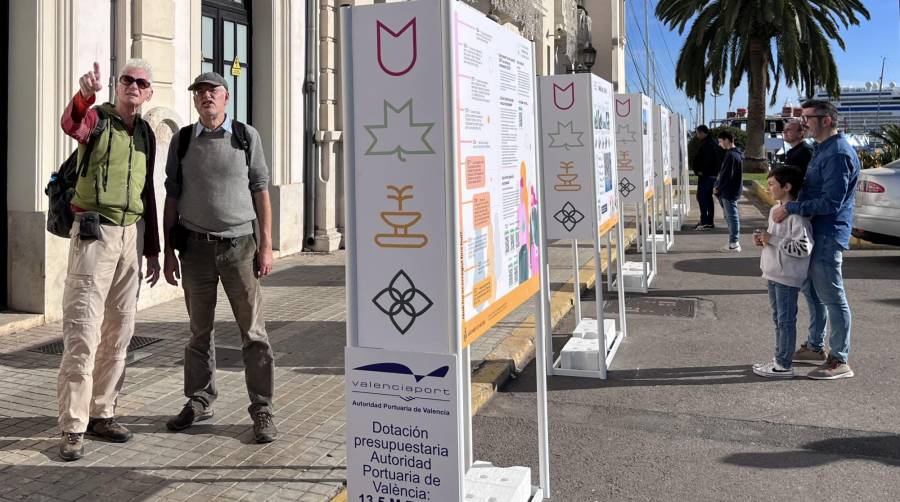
[{"xmin": 79, "ymin": 62, "xmax": 103, "ymax": 99}]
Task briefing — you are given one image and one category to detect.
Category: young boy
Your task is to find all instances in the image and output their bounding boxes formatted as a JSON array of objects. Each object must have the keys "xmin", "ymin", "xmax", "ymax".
[
  {"xmin": 752, "ymin": 166, "xmax": 814, "ymax": 378},
  {"xmin": 714, "ymin": 130, "xmax": 743, "ymax": 252}
]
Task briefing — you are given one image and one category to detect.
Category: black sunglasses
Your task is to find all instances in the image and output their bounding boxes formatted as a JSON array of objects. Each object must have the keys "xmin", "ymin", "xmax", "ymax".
[{"xmin": 118, "ymin": 75, "xmax": 152, "ymax": 89}]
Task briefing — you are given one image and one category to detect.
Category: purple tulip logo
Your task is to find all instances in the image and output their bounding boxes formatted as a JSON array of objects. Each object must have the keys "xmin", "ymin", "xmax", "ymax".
[
  {"xmin": 376, "ymin": 18, "xmax": 418, "ymax": 77},
  {"xmin": 615, "ymin": 98, "xmax": 631, "ymax": 117},
  {"xmin": 553, "ymin": 83, "xmax": 575, "ymax": 110}
]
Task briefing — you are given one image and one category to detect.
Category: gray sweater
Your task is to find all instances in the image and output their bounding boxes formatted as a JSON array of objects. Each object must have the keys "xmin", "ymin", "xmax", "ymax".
[
  {"xmin": 164, "ymin": 123, "xmax": 269, "ymax": 238},
  {"xmin": 760, "ymin": 204, "xmax": 814, "ymax": 288}
]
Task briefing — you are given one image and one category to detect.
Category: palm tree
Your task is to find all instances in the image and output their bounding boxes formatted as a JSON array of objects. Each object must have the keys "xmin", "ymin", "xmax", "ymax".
[
  {"xmin": 655, "ymin": 0, "xmax": 870, "ymax": 172},
  {"xmin": 873, "ymin": 124, "xmax": 900, "ymax": 163}
]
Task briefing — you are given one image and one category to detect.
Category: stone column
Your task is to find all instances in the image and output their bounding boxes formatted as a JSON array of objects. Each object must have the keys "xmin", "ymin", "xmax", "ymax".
[
  {"xmin": 131, "ymin": 1, "xmax": 176, "ymax": 109},
  {"xmin": 313, "ymin": 0, "xmax": 344, "ymax": 252}
]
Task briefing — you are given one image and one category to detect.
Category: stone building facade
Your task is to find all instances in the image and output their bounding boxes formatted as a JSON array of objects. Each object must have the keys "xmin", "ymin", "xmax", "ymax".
[{"xmin": 3, "ymin": 0, "xmax": 623, "ymax": 320}]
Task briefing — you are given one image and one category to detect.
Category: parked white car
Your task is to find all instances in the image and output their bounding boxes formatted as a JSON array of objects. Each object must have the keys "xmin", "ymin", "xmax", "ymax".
[{"xmin": 853, "ymin": 158, "xmax": 900, "ymax": 246}]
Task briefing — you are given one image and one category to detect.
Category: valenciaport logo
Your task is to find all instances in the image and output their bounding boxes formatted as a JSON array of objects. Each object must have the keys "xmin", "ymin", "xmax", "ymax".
[
  {"xmin": 351, "ymin": 362, "xmax": 452, "ymax": 402},
  {"xmin": 354, "ymin": 362, "xmax": 449, "ymax": 382}
]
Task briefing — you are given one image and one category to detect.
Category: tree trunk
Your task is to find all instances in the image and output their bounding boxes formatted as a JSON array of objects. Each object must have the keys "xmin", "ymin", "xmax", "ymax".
[{"xmin": 745, "ymin": 36, "xmax": 768, "ymax": 173}]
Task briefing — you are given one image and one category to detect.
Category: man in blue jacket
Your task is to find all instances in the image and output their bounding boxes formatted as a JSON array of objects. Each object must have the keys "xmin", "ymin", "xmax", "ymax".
[
  {"xmin": 773, "ymin": 99, "xmax": 860, "ymax": 380},
  {"xmin": 714, "ymin": 130, "xmax": 743, "ymax": 252}
]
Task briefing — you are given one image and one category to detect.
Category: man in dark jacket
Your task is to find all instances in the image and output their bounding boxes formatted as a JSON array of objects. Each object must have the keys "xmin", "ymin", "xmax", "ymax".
[
  {"xmin": 692, "ymin": 125, "xmax": 724, "ymax": 229},
  {"xmin": 714, "ymin": 130, "xmax": 743, "ymax": 252},
  {"xmin": 783, "ymin": 119, "xmax": 814, "ymax": 174}
]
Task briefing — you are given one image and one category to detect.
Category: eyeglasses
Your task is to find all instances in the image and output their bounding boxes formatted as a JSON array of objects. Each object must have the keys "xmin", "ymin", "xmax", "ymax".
[
  {"xmin": 118, "ymin": 75, "xmax": 152, "ymax": 89},
  {"xmin": 192, "ymin": 87, "xmax": 225, "ymax": 97},
  {"xmin": 800, "ymin": 114, "xmax": 827, "ymax": 123}
]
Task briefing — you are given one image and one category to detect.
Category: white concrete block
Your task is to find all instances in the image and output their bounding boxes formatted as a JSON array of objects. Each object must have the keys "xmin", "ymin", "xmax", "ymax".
[
  {"xmin": 559, "ymin": 337, "xmax": 602, "ymax": 371},
  {"xmin": 572, "ymin": 318, "xmax": 616, "ymax": 343},
  {"xmin": 464, "ymin": 461, "xmax": 532, "ymax": 502},
  {"xmin": 620, "ymin": 261, "xmax": 650, "ymax": 290}
]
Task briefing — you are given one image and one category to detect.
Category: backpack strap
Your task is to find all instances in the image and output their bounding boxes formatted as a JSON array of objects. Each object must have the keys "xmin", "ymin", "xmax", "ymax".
[
  {"xmin": 175, "ymin": 125, "xmax": 193, "ymax": 188},
  {"xmin": 78, "ymin": 108, "xmax": 109, "ymax": 178},
  {"xmin": 232, "ymin": 120, "xmax": 252, "ymax": 168}
]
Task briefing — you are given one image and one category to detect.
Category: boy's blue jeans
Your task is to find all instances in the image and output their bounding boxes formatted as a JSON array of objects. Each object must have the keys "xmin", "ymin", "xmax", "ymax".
[
  {"xmin": 719, "ymin": 197, "xmax": 740, "ymax": 244},
  {"xmin": 768, "ymin": 280, "xmax": 799, "ymax": 369},
  {"xmin": 801, "ymin": 238, "xmax": 852, "ymax": 363}
]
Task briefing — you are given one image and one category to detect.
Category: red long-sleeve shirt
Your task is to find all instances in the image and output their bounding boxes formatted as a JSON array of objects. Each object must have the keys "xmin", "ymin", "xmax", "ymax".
[{"xmin": 60, "ymin": 92, "xmax": 161, "ymax": 257}]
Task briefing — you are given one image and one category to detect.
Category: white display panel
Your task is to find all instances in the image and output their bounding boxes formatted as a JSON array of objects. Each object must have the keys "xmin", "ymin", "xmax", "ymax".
[
  {"xmin": 539, "ymin": 73, "xmax": 618, "ymax": 240},
  {"xmin": 349, "ymin": 1, "xmax": 451, "ymax": 354},
  {"xmin": 614, "ymin": 93, "xmax": 654, "ymax": 204}
]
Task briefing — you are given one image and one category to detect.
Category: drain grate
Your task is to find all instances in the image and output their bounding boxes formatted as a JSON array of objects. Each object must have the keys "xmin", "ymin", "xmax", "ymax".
[
  {"xmin": 604, "ymin": 297, "xmax": 697, "ymax": 318},
  {"xmin": 28, "ymin": 336, "xmax": 163, "ymax": 356}
]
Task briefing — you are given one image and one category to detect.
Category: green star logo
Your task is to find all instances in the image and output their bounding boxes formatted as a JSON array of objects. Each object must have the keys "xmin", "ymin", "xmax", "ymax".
[
  {"xmin": 616, "ymin": 124, "xmax": 637, "ymax": 142},
  {"xmin": 364, "ymin": 99, "xmax": 436, "ymax": 162},
  {"xmin": 548, "ymin": 121, "xmax": 585, "ymax": 150}
]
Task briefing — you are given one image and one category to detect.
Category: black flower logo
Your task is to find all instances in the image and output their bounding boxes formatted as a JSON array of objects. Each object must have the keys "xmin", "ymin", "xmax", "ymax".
[
  {"xmin": 619, "ymin": 177, "xmax": 636, "ymax": 197},
  {"xmin": 553, "ymin": 202, "xmax": 585, "ymax": 232},
  {"xmin": 372, "ymin": 270, "xmax": 434, "ymax": 335}
]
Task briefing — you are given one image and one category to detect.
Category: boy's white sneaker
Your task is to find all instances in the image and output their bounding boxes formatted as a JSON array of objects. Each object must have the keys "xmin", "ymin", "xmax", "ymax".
[
  {"xmin": 718, "ymin": 242, "xmax": 742, "ymax": 253},
  {"xmin": 752, "ymin": 360, "xmax": 794, "ymax": 379}
]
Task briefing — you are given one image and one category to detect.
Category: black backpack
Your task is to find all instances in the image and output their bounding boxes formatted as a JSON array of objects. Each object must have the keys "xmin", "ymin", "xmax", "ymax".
[{"xmin": 45, "ymin": 110, "xmax": 109, "ymax": 238}]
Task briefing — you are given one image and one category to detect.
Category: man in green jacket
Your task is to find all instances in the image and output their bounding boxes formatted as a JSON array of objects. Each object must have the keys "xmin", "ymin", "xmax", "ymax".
[{"xmin": 57, "ymin": 59, "xmax": 161, "ymax": 461}]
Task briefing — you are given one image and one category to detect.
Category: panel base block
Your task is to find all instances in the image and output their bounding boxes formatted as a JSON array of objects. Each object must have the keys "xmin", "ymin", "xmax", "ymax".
[
  {"xmin": 464, "ymin": 461, "xmax": 533, "ymax": 502},
  {"xmin": 613, "ymin": 261, "xmax": 655, "ymax": 293}
]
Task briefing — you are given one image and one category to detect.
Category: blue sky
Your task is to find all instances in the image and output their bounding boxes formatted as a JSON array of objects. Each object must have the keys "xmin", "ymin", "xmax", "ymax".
[{"xmin": 624, "ymin": 0, "xmax": 900, "ymax": 127}]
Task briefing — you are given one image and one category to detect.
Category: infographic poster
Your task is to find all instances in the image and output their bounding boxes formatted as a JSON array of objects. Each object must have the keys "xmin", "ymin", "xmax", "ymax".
[
  {"xmin": 590, "ymin": 75, "xmax": 618, "ymax": 235},
  {"xmin": 654, "ymin": 104, "xmax": 672, "ymax": 185},
  {"xmin": 453, "ymin": 2, "xmax": 540, "ymax": 346}
]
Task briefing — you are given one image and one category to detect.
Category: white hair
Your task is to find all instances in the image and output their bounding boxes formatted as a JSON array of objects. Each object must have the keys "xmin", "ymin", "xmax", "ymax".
[{"xmin": 119, "ymin": 58, "xmax": 154, "ymax": 81}]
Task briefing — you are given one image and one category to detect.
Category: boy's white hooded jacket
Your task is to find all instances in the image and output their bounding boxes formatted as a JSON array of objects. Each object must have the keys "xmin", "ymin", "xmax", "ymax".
[{"xmin": 760, "ymin": 203, "xmax": 814, "ymax": 288}]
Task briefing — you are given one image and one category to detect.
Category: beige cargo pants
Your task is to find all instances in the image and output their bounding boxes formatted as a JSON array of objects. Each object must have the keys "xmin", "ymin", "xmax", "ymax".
[{"xmin": 57, "ymin": 216, "xmax": 143, "ymax": 433}]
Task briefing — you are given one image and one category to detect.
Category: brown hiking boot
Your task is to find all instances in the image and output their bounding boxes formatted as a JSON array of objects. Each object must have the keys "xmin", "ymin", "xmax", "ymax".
[
  {"xmin": 59, "ymin": 432, "xmax": 84, "ymax": 461},
  {"xmin": 807, "ymin": 356, "xmax": 854, "ymax": 380},
  {"xmin": 792, "ymin": 343, "xmax": 827, "ymax": 365},
  {"xmin": 87, "ymin": 417, "xmax": 133, "ymax": 443},
  {"xmin": 252, "ymin": 411, "xmax": 278, "ymax": 444}
]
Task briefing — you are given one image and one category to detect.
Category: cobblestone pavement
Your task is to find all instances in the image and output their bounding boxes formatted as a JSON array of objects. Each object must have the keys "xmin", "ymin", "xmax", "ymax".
[
  {"xmin": 0, "ymin": 240, "xmax": 594, "ymax": 501},
  {"xmin": 0, "ymin": 252, "xmax": 347, "ymax": 502}
]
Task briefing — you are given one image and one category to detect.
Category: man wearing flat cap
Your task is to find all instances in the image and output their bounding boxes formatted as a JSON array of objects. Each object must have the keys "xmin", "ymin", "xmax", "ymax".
[{"xmin": 162, "ymin": 72, "xmax": 277, "ymax": 443}]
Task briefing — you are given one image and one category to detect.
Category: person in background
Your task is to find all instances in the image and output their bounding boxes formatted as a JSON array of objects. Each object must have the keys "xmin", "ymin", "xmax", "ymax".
[
  {"xmin": 692, "ymin": 125, "xmax": 724, "ymax": 230},
  {"xmin": 783, "ymin": 119, "xmax": 814, "ymax": 175},
  {"xmin": 714, "ymin": 129, "xmax": 743, "ymax": 252}
]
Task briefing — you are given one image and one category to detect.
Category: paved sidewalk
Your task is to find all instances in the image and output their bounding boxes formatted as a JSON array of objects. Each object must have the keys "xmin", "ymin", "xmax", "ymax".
[{"xmin": 0, "ymin": 233, "xmax": 607, "ymax": 501}]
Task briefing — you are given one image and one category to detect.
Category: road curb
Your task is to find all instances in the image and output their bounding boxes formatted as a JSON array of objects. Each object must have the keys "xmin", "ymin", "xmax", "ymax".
[
  {"xmin": 746, "ymin": 180, "xmax": 884, "ymax": 250},
  {"xmin": 330, "ymin": 228, "xmax": 636, "ymax": 501}
]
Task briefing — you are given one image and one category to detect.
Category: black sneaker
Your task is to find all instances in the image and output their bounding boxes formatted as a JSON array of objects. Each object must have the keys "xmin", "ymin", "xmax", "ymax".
[
  {"xmin": 166, "ymin": 403, "xmax": 214, "ymax": 431},
  {"xmin": 87, "ymin": 417, "xmax": 133, "ymax": 443},
  {"xmin": 252, "ymin": 411, "xmax": 278, "ymax": 444},
  {"xmin": 59, "ymin": 432, "xmax": 84, "ymax": 461}
]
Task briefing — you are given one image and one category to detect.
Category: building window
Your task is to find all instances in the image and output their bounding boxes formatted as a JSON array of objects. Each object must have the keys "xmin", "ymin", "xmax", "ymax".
[{"xmin": 202, "ymin": 0, "xmax": 252, "ymax": 123}]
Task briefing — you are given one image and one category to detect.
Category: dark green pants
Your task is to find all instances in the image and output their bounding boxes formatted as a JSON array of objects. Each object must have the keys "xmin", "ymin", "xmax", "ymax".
[{"xmin": 179, "ymin": 234, "xmax": 274, "ymax": 414}]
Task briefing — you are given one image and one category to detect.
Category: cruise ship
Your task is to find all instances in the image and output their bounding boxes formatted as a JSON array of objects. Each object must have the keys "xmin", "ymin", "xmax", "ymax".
[{"xmin": 813, "ymin": 82, "xmax": 900, "ymax": 133}]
